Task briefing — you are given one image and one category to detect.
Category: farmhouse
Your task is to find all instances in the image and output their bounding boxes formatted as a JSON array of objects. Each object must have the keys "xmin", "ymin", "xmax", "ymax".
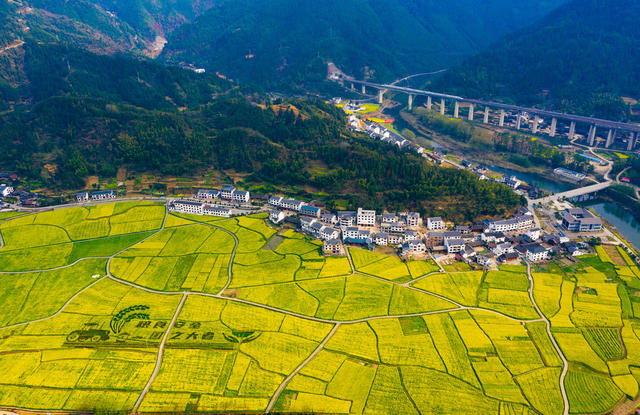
[
  {"xmin": 268, "ymin": 196, "xmax": 283, "ymax": 207},
  {"xmin": 427, "ymin": 217, "xmax": 445, "ymax": 230},
  {"xmin": 91, "ymin": 190, "xmax": 116, "ymax": 200},
  {"xmin": 269, "ymin": 210, "xmax": 286, "ymax": 224},
  {"xmin": 321, "ymin": 213, "xmax": 338, "ymax": 225},
  {"xmin": 374, "ymin": 232, "xmax": 389, "ymax": 246},
  {"xmin": 402, "ymin": 240, "xmax": 426, "ymax": 255},
  {"xmin": 197, "ymin": 189, "xmax": 221, "ymax": 200},
  {"xmin": 381, "ymin": 213, "xmax": 398, "ymax": 224},
  {"xmin": 281, "ymin": 198, "xmax": 306, "ymax": 212},
  {"xmin": 525, "ymin": 244, "xmax": 549, "ymax": 262},
  {"xmin": 221, "ymin": 184, "xmax": 236, "ymax": 200},
  {"xmin": 203, "ymin": 206, "xmax": 231, "ymax": 217},
  {"xmin": 231, "ymin": 190, "xmax": 250, "ymax": 203},
  {"xmin": 323, "ymin": 239, "xmax": 344, "ymax": 255},
  {"xmin": 172, "ymin": 200, "xmax": 203, "ymax": 215},
  {"xmin": 486, "ymin": 215, "xmax": 533, "ymax": 233},
  {"xmin": 406, "ymin": 212, "xmax": 422, "ymax": 227},
  {"xmin": 445, "ymin": 238, "xmax": 465, "ymax": 254},
  {"xmin": 0, "ymin": 184, "xmax": 14, "ymax": 197},
  {"xmin": 301, "ymin": 205, "xmax": 322, "ymax": 218},
  {"xmin": 75, "ymin": 192, "xmax": 89, "ymax": 202},
  {"xmin": 337, "ymin": 211, "xmax": 357, "ymax": 227}
]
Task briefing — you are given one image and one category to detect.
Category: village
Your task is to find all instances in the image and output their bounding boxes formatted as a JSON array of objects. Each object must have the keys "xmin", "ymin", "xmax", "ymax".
[{"xmin": 165, "ymin": 183, "xmax": 606, "ymax": 270}]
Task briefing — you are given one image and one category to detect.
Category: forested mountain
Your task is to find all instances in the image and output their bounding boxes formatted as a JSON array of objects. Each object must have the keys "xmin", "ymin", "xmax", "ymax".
[
  {"xmin": 0, "ymin": 43, "xmax": 519, "ymax": 221},
  {"xmin": 161, "ymin": 0, "xmax": 565, "ymax": 90},
  {"xmin": 432, "ymin": 0, "xmax": 640, "ymax": 119}
]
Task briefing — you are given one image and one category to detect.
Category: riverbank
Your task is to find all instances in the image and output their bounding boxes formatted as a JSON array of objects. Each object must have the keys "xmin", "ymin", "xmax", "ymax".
[{"xmin": 582, "ymin": 198, "xmax": 640, "ymax": 253}]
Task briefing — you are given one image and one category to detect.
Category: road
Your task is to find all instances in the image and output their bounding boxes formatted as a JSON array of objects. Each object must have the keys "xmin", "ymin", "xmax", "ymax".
[
  {"xmin": 530, "ymin": 181, "xmax": 612, "ymax": 205},
  {"xmin": 0, "ymin": 40, "xmax": 24, "ymax": 54},
  {"xmin": 525, "ymin": 262, "xmax": 569, "ymax": 415},
  {"xmin": 616, "ymin": 166, "xmax": 640, "ymax": 200}
]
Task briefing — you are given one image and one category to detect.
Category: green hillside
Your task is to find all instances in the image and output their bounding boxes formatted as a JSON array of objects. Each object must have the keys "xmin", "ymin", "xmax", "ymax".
[
  {"xmin": 432, "ymin": 0, "xmax": 640, "ymax": 119},
  {"xmin": 161, "ymin": 0, "xmax": 565, "ymax": 90}
]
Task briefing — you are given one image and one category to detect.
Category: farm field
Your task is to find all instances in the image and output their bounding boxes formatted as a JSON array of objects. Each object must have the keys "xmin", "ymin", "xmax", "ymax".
[{"xmin": 0, "ymin": 202, "xmax": 638, "ymax": 414}]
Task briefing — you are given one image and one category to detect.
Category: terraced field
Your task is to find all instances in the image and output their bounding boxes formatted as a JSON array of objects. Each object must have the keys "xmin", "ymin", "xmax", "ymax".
[{"xmin": 0, "ymin": 202, "xmax": 638, "ymax": 414}]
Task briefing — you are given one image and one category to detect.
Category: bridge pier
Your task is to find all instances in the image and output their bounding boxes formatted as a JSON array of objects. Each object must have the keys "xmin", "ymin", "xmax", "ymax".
[
  {"xmin": 516, "ymin": 114, "xmax": 522, "ymax": 130},
  {"xmin": 362, "ymin": 85, "xmax": 366, "ymax": 95},
  {"xmin": 483, "ymin": 107, "xmax": 489, "ymax": 124},
  {"xmin": 568, "ymin": 121, "xmax": 576, "ymax": 141},
  {"xmin": 628, "ymin": 132, "xmax": 638, "ymax": 151},
  {"xmin": 426, "ymin": 96, "xmax": 432, "ymax": 111},
  {"xmin": 408, "ymin": 94, "xmax": 414, "ymax": 111},
  {"xmin": 550, "ymin": 118, "xmax": 557, "ymax": 137},
  {"xmin": 499, "ymin": 110, "xmax": 505, "ymax": 127},
  {"xmin": 454, "ymin": 101, "xmax": 460, "ymax": 118},
  {"xmin": 350, "ymin": 83, "xmax": 355, "ymax": 91},
  {"xmin": 605, "ymin": 129, "xmax": 616, "ymax": 148},
  {"xmin": 440, "ymin": 99, "xmax": 446, "ymax": 115},
  {"xmin": 468, "ymin": 104, "xmax": 475, "ymax": 121},
  {"xmin": 377, "ymin": 90, "xmax": 384, "ymax": 104},
  {"xmin": 588, "ymin": 125, "xmax": 596, "ymax": 146},
  {"xmin": 532, "ymin": 116, "xmax": 540, "ymax": 134}
]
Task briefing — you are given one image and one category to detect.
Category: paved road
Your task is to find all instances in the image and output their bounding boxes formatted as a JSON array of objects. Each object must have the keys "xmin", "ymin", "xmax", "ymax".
[
  {"xmin": 525, "ymin": 262, "xmax": 569, "ymax": 415},
  {"xmin": 0, "ymin": 40, "xmax": 24, "ymax": 54},
  {"xmin": 531, "ymin": 181, "xmax": 612, "ymax": 205}
]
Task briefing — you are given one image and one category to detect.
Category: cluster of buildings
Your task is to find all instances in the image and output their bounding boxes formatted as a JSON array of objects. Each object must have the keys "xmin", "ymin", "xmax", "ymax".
[
  {"xmin": 196, "ymin": 184, "xmax": 250, "ymax": 204},
  {"xmin": 0, "ymin": 184, "xmax": 14, "ymax": 197},
  {"xmin": 347, "ymin": 114, "xmax": 424, "ymax": 156},
  {"xmin": 76, "ymin": 190, "xmax": 117, "ymax": 202},
  {"xmin": 169, "ymin": 199, "xmax": 231, "ymax": 218}
]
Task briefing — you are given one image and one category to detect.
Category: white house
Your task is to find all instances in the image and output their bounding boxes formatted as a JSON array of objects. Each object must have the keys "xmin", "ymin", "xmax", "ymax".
[
  {"xmin": 427, "ymin": 217, "xmax": 445, "ymax": 230},
  {"xmin": 321, "ymin": 213, "xmax": 338, "ymax": 225},
  {"xmin": 526, "ymin": 244, "xmax": 549, "ymax": 262},
  {"xmin": 0, "ymin": 185, "xmax": 14, "ymax": 197},
  {"xmin": 357, "ymin": 208, "xmax": 376, "ymax": 226},
  {"xmin": 203, "ymin": 205, "xmax": 231, "ymax": 217},
  {"xmin": 301, "ymin": 205, "xmax": 322, "ymax": 218},
  {"xmin": 381, "ymin": 213, "xmax": 398, "ymax": 224},
  {"xmin": 477, "ymin": 254, "xmax": 496, "ymax": 267},
  {"xmin": 320, "ymin": 226, "xmax": 340, "ymax": 241},
  {"xmin": 404, "ymin": 231, "xmax": 419, "ymax": 241},
  {"xmin": 91, "ymin": 190, "xmax": 116, "ymax": 200},
  {"xmin": 445, "ymin": 238, "xmax": 465, "ymax": 254},
  {"xmin": 525, "ymin": 228, "xmax": 541, "ymax": 241},
  {"xmin": 342, "ymin": 227, "xmax": 360, "ymax": 240},
  {"xmin": 402, "ymin": 240, "xmax": 426, "ymax": 255},
  {"xmin": 221, "ymin": 184, "xmax": 236, "ymax": 200},
  {"xmin": 269, "ymin": 210, "xmax": 286, "ymax": 224},
  {"xmin": 281, "ymin": 198, "xmax": 306, "ymax": 212},
  {"xmin": 337, "ymin": 211, "xmax": 356, "ymax": 227},
  {"xmin": 487, "ymin": 215, "xmax": 533, "ymax": 233},
  {"xmin": 389, "ymin": 223, "xmax": 406, "ymax": 233},
  {"xmin": 172, "ymin": 200, "xmax": 203, "ymax": 215},
  {"xmin": 75, "ymin": 192, "xmax": 89, "ymax": 202},
  {"xmin": 492, "ymin": 242, "xmax": 514, "ymax": 257},
  {"xmin": 388, "ymin": 234, "xmax": 404, "ymax": 245},
  {"xmin": 197, "ymin": 189, "xmax": 221, "ymax": 200},
  {"xmin": 374, "ymin": 232, "xmax": 389, "ymax": 246},
  {"xmin": 268, "ymin": 196, "xmax": 283, "ymax": 207},
  {"xmin": 406, "ymin": 212, "xmax": 422, "ymax": 227},
  {"xmin": 231, "ymin": 190, "xmax": 250, "ymax": 203},
  {"xmin": 323, "ymin": 239, "xmax": 343, "ymax": 255}
]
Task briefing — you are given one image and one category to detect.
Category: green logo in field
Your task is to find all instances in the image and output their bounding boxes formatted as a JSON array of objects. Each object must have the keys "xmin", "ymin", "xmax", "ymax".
[
  {"xmin": 109, "ymin": 305, "xmax": 151, "ymax": 334},
  {"xmin": 222, "ymin": 330, "xmax": 261, "ymax": 344}
]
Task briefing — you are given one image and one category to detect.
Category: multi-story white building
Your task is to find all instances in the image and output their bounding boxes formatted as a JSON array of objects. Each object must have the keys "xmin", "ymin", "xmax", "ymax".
[
  {"xmin": 388, "ymin": 234, "xmax": 404, "ymax": 245},
  {"xmin": 486, "ymin": 215, "xmax": 533, "ymax": 233},
  {"xmin": 301, "ymin": 205, "xmax": 322, "ymax": 218},
  {"xmin": 203, "ymin": 205, "xmax": 231, "ymax": 217},
  {"xmin": 343, "ymin": 227, "xmax": 360, "ymax": 240},
  {"xmin": 268, "ymin": 196, "xmax": 283, "ymax": 207},
  {"xmin": 231, "ymin": 190, "xmax": 250, "ymax": 203},
  {"xmin": 357, "ymin": 208, "xmax": 376, "ymax": 226},
  {"xmin": 269, "ymin": 210, "xmax": 286, "ymax": 224},
  {"xmin": 321, "ymin": 213, "xmax": 338, "ymax": 225},
  {"xmin": 445, "ymin": 238, "xmax": 465, "ymax": 254},
  {"xmin": 75, "ymin": 192, "xmax": 89, "ymax": 202},
  {"xmin": 0, "ymin": 184, "xmax": 14, "ymax": 197},
  {"xmin": 337, "ymin": 212, "xmax": 356, "ymax": 227},
  {"xmin": 402, "ymin": 240, "xmax": 426, "ymax": 255},
  {"xmin": 320, "ymin": 226, "xmax": 340, "ymax": 241},
  {"xmin": 381, "ymin": 213, "xmax": 398, "ymax": 224},
  {"xmin": 374, "ymin": 232, "xmax": 389, "ymax": 246},
  {"xmin": 492, "ymin": 242, "xmax": 514, "ymax": 257},
  {"xmin": 406, "ymin": 212, "xmax": 422, "ymax": 227},
  {"xmin": 427, "ymin": 217, "xmax": 445, "ymax": 230},
  {"xmin": 323, "ymin": 239, "xmax": 343, "ymax": 255},
  {"xmin": 91, "ymin": 190, "xmax": 116, "ymax": 200},
  {"xmin": 197, "ymin": 189, "xmax": 221, "ymax": 200},
  {"xmin": 281, "ymin": 199, "xmax": 306, "ymax": 212},
  {"xmin": 172, "ymin": 200, "xmax": 203, "ymax": 215},
  {"xmin": 404, "ymin": 231, "xmax": 419, "ymax": 241},
  {"xmin": 221, "ymin": 184, "xmax": 236, "ymax": 200},
  {"xmin": 525, "ymin": 228, "xmax": 541, "ymax": 241},
  {"xmin": 526, "ymin": 244, "xmax": 548, "ymax": 262}
]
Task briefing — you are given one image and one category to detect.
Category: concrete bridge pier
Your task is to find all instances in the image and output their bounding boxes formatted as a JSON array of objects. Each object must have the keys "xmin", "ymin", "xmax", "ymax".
[
  {"xmin": 361, "ymin": 85, "xmax": 366, "ymax": 95},
  {"xmin": 468, "ymin": 104, "xmax": 475, "ymax": 121},
  {"xmin": 568, "ymin": 121, "xmax": 576, "ymax": 140},
  {"xmin": 426, "ymin": 96, "xmax": 432, "ymax": 110},
  {"xmin": 628, "ymin": 132, "xmax": 638, "ymax": 151},
  {"xmin": 483, "ymin": 107, "xmax": 490, "ymax": 124},
  {"xmin": 440, "ymin": 99, "xmax": 446, "ymax": 115},
  {"xmin": 549, "ymin": 118, "xmax": 557, "ymax": 137},
  {"xmin": 408, "ymin": 94, "xmax": 414, "ymax": 111},
  {"xmin": 377, "ymin": 89, "xmax": 384, "ymax": 104},
  {"xmin": 350, "ymin": 83, "xmax": 355, "ymax": 91},
  {"xmin": 532, "ymin": 116, "xmax": 540, "ymax": 134},
  {"xmin": 605, "ymin": 129, "xmax": 616, "ymax": 148},
  {"xmin": 454, "ymin": 101, "xmax": 460, "ymax": 118},
  {"xmin": 516, "ymin": 114, "xmax": 522, "ymax": 130},
  {"xmin": 588, "ymin": 125, "xmax": 597, "ymax": 146},
  {"xmin": 499, "ymin": 110, "xmax": 505, "ymax": 127}
]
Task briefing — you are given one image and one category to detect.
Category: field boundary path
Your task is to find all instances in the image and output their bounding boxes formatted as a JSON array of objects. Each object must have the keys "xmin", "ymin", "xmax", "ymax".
[
  {"xmin": 133, "ymin": 292, "xmax": 188, "ymax": 412},
  {"xmin": 525, "ymin": 262, "xmax": 569, "ymax": 415},
  {"xmin": 266, "ymin": 323, "xmax": 342, "ymax": 413}
]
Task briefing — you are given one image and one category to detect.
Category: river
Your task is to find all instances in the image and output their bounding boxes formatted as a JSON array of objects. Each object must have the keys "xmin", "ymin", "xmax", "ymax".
[
  {"xmin": 485, "ymin": 164, "xmax": 576, "ymax": 194},
  {"xmin": 584, "ymin": 201, "xmax": 640, "ymax": 250}
]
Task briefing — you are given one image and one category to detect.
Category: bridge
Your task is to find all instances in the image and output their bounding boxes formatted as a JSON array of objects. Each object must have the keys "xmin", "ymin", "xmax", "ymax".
[
  {"xmin": 529, "ymin": 181, "xmax": 613, "ymax": 205},
  {"xmin": 345, "ymin": 79, "xmax": 640, "ymax": 151}
]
